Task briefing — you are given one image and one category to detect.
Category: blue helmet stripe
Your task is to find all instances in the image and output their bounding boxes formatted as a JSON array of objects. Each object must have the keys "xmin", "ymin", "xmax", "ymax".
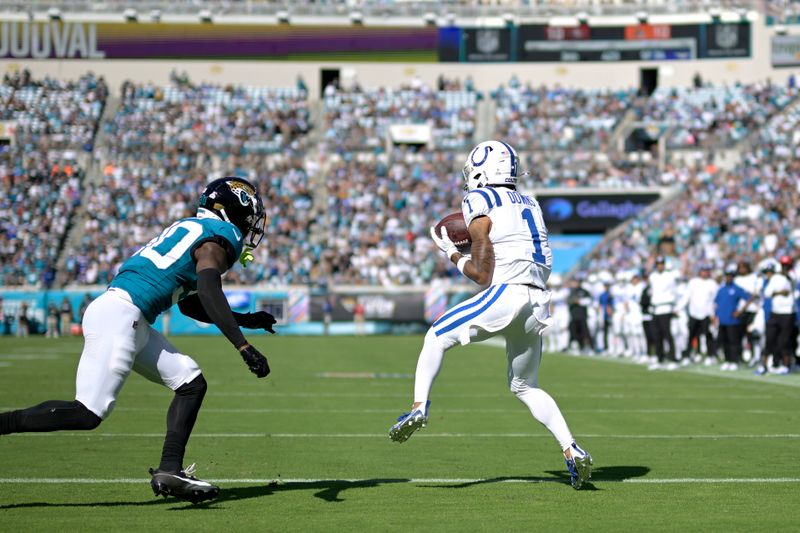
[{"xmin": 498, "ymin": 140, "xmax": 517, "ymax": 177}]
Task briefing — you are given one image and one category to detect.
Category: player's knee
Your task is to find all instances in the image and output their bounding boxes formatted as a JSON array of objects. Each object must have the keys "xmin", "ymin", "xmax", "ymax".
[
  {"xmin": 176, "ymin": 373, "xmax": 207, "ymax": 399},
  {"xmin": 73, "ymin": 401, "xmax": 102, "ymax": 430},
  {"xmin": 509, "ymin": 377, "xmax": 532, "ymax": 397}
]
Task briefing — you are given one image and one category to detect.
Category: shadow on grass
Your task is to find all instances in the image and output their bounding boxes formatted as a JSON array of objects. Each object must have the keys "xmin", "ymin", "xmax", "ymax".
[
  {"xmin": 428, "ymin": 465, "xmax": 651, "ymax": 492},
  {"xmin": 0, "ymin": 478, "xmax": 411, "ymax": 510},
  {"xmin": 0, "ymin": 468, "xmax": 649, "ymax": 509}
]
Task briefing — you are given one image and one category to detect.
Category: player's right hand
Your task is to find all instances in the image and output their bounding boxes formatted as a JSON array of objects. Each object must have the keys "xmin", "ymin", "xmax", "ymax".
[
  {"xmin": 430, "ymin": 226, "xmax": 458, "ymax": 259},
  {"xmin": 239, "ymin": 344, "xmax": 270, "ymax": 378}
]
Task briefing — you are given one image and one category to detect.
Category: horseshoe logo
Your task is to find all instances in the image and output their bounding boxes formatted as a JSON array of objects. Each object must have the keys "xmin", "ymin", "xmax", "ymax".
[{"xmin": 470, "ymin": 145, "xmax": 493, "ymax": 167}]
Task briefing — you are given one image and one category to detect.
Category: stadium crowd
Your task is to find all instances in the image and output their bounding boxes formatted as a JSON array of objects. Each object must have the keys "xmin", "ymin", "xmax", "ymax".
[
  {"xmin": 321, "ymin": 80, "xmax": 478, "ymax": 152},
  {"xmin": 492, "ymin": 80, "xmax": 637, "ymax": 152},
  {"xmin": 569, "ymin": 87, "xmax": 800, "ymax": 374},
  {"xmin": 0, "ymin": 70, "xmax": 107, "ymax": 287},
  {"xmin": 60, "ymin": 76, "xmax": 314, "ymax": 286},
  {"xmin": 636, "ymin": 83, "xmax": 797, "ymax": 148},
  {"xmin": 2, "ymin": 72, "xmax": 799, "ymax": 320}
]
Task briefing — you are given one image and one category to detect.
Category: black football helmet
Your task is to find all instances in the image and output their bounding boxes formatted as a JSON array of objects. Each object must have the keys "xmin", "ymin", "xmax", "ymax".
[{"xmin": 198, "ymin": 177, "xmax": 266, "ymax": 248}]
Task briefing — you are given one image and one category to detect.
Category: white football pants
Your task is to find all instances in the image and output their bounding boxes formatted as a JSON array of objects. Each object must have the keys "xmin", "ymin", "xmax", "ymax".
[
  {"xmin": 75, "ymin": 289, "xmax": 201, "ymax": 419},
  {"xmin": 413, "ymin": 283, "xmax": 575, "ymax": 450}
]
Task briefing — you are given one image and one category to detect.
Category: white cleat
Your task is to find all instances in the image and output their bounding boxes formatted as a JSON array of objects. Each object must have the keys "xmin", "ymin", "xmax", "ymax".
[{"xmin": 389, "ymin": 400, "xmax": 430, "ymax": 443}]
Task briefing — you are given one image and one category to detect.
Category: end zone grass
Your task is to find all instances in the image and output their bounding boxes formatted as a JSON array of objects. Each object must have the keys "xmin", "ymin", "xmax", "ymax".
[{"xmin": 1, "ymin": 335, "xmax": 798, "ymax": 531}]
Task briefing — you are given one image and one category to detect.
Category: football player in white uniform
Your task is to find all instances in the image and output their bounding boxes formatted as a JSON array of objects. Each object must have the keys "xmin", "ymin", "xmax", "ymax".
[
  {"xmin": 388, "ymin": 140, "xmax": 593, "ymax": 490},
  {"xmin": 545, "ymin": 273, "xmax": 570, "ymax": 353},
  {"xmin": 626, "ymin": 272, "xmax": 648, "ymax": 361}
]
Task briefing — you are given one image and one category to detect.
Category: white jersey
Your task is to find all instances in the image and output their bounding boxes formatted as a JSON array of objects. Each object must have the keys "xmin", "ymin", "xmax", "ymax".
[
  {"xmin": 627, "ymin": 281, "xmax": 645, "ymax": 319},
  {"xmin": 734, "ymin": 273, "xmax": 760, "ymax": 312},
  {"xmin": 611, "ymin": 283, "xmax": 630, "ymax": 313},
  {"xmin": 684, "ymin": 277, "xmax": 719, "ymax": 320},
  {"xmin": 462, "ymin": 187, "xmax": 552, "ymax": 288}
]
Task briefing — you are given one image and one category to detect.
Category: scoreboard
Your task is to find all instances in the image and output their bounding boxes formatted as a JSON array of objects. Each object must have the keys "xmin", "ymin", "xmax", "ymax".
[{"xmin": 439, "ymin": 22, "xmax": 751, "ymax": 62}]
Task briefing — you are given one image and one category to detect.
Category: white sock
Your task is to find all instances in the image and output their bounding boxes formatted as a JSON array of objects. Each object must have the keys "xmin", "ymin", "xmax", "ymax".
[
  {"xmin": 413, "ymin": 330, "xmax": 448, "ymax": 404},
  {"xmin": 514, "ymin": 386, "xmax": 574, "ymax": 451}
]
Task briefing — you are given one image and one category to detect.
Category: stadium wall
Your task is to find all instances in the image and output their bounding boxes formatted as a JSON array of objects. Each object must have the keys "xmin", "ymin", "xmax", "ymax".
[
  {"xmin": 0, "ymin": 22, "xmax": 795, "ymax": 90},
  {"xmin": 0, "ymin": 286, "xmax": 480, "ymax": 337}
]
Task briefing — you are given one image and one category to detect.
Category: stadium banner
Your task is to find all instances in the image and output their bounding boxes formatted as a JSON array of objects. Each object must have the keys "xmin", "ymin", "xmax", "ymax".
[
  {"xmin": 516, "ymin": 23, "xmax": 694, "ymax": 62},
  {"xmin": 389, "ymin": 124, "xmax": 432, "ymax": 145},
  {"xmin": 537, "ymin": 192, "xmax": 661, "ymax": 233},
  {"xmin": 0, "ymin": 288, "xmax": 477, "ymax": 335},
  {"xmin": 771, "ymin": 35, "xmax": 800, "ymax": 67},
  {"xmin": 310, "ymin": 292, "xmax": 425, "ymax": 322},
  {"xmin": 0, "ymin": 120, "xmax": 16, "ymax": 146},
  {"xmin": 513, "ymin": 22, "xmax": 749, "ymax": 62},
  {"xmin": 0, "ymin": 20, "xmax": 438, "ymax": 60},
  {"xmin": 462, "ymin": 27, "xmax": 512, "ymax": 62},
  {"xmin": 702, "ymin": 23, "xmax": 751, "ymax": 58}
]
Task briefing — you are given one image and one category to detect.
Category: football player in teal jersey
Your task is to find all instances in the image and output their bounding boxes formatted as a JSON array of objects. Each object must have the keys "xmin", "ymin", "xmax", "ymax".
[{"xmin": 0, "ymin": 178, "xmax": 276, "ymax": 504}]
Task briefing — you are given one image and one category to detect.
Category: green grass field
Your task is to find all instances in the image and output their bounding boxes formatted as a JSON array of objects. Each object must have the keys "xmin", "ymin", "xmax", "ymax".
[{"xmin": 1, "ymin": 335, "xmax": 799, "ymax": 531}]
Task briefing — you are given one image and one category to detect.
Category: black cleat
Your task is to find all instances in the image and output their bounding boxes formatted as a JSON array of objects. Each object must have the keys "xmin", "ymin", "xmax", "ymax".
[{"xmin": 149, "ymin": 463, "xmax": 220, "ymax": 504}]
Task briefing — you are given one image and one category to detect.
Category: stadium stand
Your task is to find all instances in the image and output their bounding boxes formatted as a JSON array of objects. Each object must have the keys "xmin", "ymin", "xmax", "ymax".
[
  {"xmin": 577, "ymin": 97, "xmax": 800, "ymax": 279},
  {"xmin": 321, "ymin": 83, "xmax": 478, "ymax": 153},
  {"xmin": 4, "ymin": 0, "xmax": 759, "ymax": 17},
  {"xmin": 0, "ymin": 71, "xmax": 107, "ymax": 287},
  {"xmin": 5, "ymin": 70, "xmax": 799, "ymax": 288},
  {"xmin": 492, "ymin": 82, "xmax": 637, "ymax": 152},
  {"xmin": 60, "ymin": 78, "xmax": 312, "ymax": 286},
  {"xmin": 636, "ymin": 83, "xmax": 798, "ymax": 148},
  {"xmin": 320, "ymin": 148, "xmax": 463, "ymax": 285}
]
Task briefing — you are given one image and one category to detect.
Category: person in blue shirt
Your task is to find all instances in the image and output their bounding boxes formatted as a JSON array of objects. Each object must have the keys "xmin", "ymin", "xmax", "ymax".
[
  {"xmin": 714, "ymin": 264, "xmax": 754, "ymax": 371},
  {"xmin": 598, "ymin": 281, "xmax": 614, "ymax": 354},
  {"xmin": 0, "ymin": 178, "xmax": 276, "ymax": 504}
]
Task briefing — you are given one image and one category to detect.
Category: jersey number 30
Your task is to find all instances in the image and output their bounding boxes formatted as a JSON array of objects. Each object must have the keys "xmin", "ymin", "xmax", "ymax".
[
  {"xmin": 521, "ymin": 208, "xmax": 546, "ymax": 264},
  {"xmin": 136, "ymin": 220, "xmax": 204, "ymax": 270}
]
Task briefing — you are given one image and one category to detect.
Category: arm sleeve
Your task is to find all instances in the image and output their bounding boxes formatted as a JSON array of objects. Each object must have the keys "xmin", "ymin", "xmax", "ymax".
[
  {"xmin": 462, "ymin": 190, "xmax": 493, "ymax": 227},
  {"xmin": 196, "ymin": 268, "xmax": 247, "ymax": 349},
  {"xmin": 178, "ymin": 294, "xmax": 211, "ymax": 322},
  {"xmin": 179, "ymin": 293, "xmax": 247, "ymax": 325}
]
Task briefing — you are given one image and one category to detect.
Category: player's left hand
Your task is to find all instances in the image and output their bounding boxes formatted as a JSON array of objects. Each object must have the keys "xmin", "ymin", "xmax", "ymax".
[
  {"xmin": 430, "ymin": 226, "xmax": 458, "ymax": 259},
  {"xmin": 238, "ymin": 311, "xmax": 277, "ymax": 333},
  {"xmin": 239, "ymin": 344, "xmax": 271, "ymax": 378}
]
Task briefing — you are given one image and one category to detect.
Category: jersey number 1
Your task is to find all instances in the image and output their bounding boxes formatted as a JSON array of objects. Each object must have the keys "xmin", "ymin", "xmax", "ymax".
[
  {"xmin": 136, "ymin": 220, "xmax": 204, "ymax": 270},
  {"xmin": 521, "ymin": 209, "xmax": 546, "ymax": 264}
]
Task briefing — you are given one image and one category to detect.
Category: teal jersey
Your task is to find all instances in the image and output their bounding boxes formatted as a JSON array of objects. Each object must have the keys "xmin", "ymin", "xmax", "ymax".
[{"xmin": 110, "ymin": 216, "xmax": 244, "ymax": 324}]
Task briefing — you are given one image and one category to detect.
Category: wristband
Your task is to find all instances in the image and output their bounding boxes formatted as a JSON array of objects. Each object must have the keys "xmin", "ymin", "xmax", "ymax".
[{"xmin": 456, "ymin": 256, "xmax": 469, "ymax": 274}]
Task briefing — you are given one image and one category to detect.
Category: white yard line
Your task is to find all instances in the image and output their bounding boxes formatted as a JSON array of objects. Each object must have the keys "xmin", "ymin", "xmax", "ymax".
[
  {"xmin": 0, "ymin": 477, "xmax": 796, "ymax": 485},
  {"xmin": 6, "ymin": 432, "xmax": 800, "ymax": 439},
  {"xmin": 108, "ymin": 407, "xmax": 793, "ymax": 414}
]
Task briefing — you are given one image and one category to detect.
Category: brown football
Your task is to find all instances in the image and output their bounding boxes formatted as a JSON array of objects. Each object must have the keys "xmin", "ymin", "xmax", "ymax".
[{"xmin": 434, "ymin": 212, "xmax": 471, "ymax": 249}]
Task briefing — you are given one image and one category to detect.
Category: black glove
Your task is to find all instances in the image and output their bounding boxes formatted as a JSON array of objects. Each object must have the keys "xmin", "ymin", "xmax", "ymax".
[
  {"xmin": 237, "ymin": 311, "xmax": 277, "ymax": 334},
  {"xmin": 239, "ymin": 345, "xmax": 270, "ymax": 378}
]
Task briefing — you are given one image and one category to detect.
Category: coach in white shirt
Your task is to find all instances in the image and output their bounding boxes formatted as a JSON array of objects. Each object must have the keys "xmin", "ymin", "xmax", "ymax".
[
  {"xmin": 648, "ymin": 256, "xmax": 679, "ymax": 369},
  {"xmin": 682, "ymin": 264, "xmax": 718, "ymax": 362},
  {"xmin": 762, "ymin": 261, "xmax": 795, "ymax": 374}
]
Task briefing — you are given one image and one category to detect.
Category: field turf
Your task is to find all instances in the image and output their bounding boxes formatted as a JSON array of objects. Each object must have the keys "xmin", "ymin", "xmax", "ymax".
[{"xmin": 1, "ymin": 335, "xmax": 798, "ymax": 531}]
